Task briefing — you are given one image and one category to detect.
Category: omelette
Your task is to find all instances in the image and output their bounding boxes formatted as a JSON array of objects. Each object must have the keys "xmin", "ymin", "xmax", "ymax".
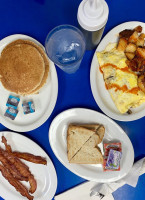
[{"xmin": 97, "ymin": 43, "xmax": 145, "ymax": 114}]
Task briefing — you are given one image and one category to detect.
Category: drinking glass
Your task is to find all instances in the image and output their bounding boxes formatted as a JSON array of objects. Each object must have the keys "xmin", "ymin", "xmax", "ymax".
[{"xmin": 45, "ymin": 25, "xmax": 86, "ymax": 74}]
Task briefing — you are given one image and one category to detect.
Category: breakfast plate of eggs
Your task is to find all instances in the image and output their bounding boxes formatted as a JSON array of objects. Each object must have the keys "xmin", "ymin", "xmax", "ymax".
[{"xmin": 90, "ymin": 21, "xmax": 145, "ymax": 121}]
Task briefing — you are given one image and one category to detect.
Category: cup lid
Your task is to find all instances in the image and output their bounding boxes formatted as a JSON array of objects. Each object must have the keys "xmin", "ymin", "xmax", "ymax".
[{"xmin": 77, "ymin": 0, "xmax": 109, "ymax": 31}]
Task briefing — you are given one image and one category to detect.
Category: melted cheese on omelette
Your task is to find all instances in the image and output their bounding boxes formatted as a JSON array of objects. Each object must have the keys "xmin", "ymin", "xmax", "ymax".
[{"xmin": 97, "ymin": 43, "xmax": 145, "ymax": 113}]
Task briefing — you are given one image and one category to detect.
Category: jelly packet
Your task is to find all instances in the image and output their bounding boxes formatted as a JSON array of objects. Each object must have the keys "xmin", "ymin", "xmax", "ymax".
[
  {"xmin": 103, "ymin": 142, "xmax": 122, "ymax": 171},
  {"xmin": 106, "ymin": 149, "xmax": 122, "ymax": 170}
]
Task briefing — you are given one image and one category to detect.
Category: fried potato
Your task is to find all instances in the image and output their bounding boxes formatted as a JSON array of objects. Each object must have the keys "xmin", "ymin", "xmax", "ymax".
[
  {"xmin": 138, "ymin": 75, "xmax": 145, "ymax": 92},
  {"xmin": 134, "ymin": 25, "xmax": 142, "ymax": 33},
  {"xmin": 117, "ymin": 38, "xmax": 128, "ymax": 51},
  {"xmin": 138, "ymin": 65, "xmax": 145, "ymax": 73},
  {"xmin": 126, "ymin": 59, "xmax": 138, "ymax": 71},
  {"xmin": 142, "ymin": 60, "xmax": 145, "ymax": 66},
  {"xmin": 119, "ymin": 29, "xmax": 134, "ymax": 39},
  {"xmin": 134, "ymin": 57, "xmax": 143, "ymax": 68},
  {"xmin": 140, "ymin": 33, "xmax": 145, "ymax": 39},
  {"xmin": 137, "ymin": 60, "xmax": 145, "ymax": 72},
  {"xmin": 136, "ymin": 47, "xmax": 145, "ymax": 59},
  {"xmin": 126, "ymin": 60, "xmax": 130, "ymax": 66},
  {"xmin": 136, "ymin": 37, "xmax": 144, "ymax": 47},
  {"xmin": 125, "ymin": 52, "xmax": 135, "ymax": 60},
  {"xmin": 125, "ymin": 43, "xmax": 137, "ymax": 53},
  {"xmin": 136, "ymin": 33, "xmax": 145, "ymax": 47},
  {"xmin": 128, "ymin": 31, "xmax": 138, "ymax": 43}
]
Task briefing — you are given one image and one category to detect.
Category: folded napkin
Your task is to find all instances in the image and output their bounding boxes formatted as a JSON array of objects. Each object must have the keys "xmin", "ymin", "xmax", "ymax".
[{"xmin": 55, "ymin": 158, "xmax": 145, "ymax": 200}]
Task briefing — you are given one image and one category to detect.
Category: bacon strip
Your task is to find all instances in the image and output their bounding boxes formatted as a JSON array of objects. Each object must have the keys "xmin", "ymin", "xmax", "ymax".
[
  {"xmin": 2, "ymin": 136, "xmax": 12, "ymax": 152},
  {"xmin": 0, "ymin": 164, "xmax": 34, "ymax": 200},
  {"xmin": 2, "ymin": 136, "xmax": 47, "ymax": 165},
  {"xmin": 0, "ymin": 148, "xmax": 37, "ymax": 194},
  {"xmin": 0, "ymin": 152, "xmax": 28, "ymax": 181},
  {"xmin": 14, "ymin": 157, "xmax": 37, "ymax": 194},
  {"xmin": 12, "ymin": 152, "xmax": 47, "ymax": 165}
]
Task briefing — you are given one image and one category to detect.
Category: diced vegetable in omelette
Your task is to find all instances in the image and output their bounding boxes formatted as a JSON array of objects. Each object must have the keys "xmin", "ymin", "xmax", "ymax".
[{"xmin": 97, "ymin": 43, "xmax": 145, "ymax": 114}]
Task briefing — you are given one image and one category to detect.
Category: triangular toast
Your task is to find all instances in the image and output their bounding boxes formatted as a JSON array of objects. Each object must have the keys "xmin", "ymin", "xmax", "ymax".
[
  {"xmin": 74, "ymin": 124, "xmax": 105, "ymax": 144},
  {"xmin": 67, "ymin": 125, "xmax": 95, "ymax": 161},
  {"xmin": 70, "ymin": 145, "xmax": 103, "ymax": 164},
  {"xmin": 70, "ymin": 128, "xmax": 103, "ymax": 164},
  {"xmin": 96, "ymin": 125, "xmax": 105, "ymax": 143}
]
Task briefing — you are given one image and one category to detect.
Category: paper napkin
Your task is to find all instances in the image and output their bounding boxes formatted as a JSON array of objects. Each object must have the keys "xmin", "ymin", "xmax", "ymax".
[{"xmin": 55, "ymin": 158, "xmax": 145, "ymax": 200}]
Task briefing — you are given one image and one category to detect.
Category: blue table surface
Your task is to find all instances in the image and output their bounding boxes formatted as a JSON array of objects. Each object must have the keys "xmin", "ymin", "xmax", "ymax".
[{"xmin": 0, "ymin": 0, "xmax": 145, "ymax": 199}]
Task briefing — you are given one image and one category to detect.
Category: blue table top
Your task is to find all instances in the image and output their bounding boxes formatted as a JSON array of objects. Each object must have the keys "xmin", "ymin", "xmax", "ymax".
[{"xmin": 0, "ymin": 0, "xmax": 145, "ymax": 199}]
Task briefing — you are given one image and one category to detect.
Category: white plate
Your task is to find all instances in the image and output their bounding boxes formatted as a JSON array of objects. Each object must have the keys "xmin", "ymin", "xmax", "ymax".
[
  {"xmin": 90, "ymin": 21, "xmax": 145, "ymax": 121},
  {"xmin": 0, "ymin": 34, "xmax": 58, "ymax": 132},
  {"xmin": 49, "ymin": 108, "xmax": 134, "ymax": 182},
  {"xmin": 0, "ymin": 131, "xmax": 57, "ymax": 200}
]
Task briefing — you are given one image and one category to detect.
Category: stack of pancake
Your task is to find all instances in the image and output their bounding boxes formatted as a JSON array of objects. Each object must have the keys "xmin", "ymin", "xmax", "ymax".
[{"xmin": 0, "ymin": 39, "xmax": 49, "ymax": 95}]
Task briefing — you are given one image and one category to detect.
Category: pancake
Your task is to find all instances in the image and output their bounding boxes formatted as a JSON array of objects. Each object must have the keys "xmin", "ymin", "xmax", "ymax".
[
  {"xmin": 0, "ymin": 42, "xmax": 45, "ymax": 95},
  {"xmin": 2, "ymin": 39, "xmax": 49, "ymax": 94}
]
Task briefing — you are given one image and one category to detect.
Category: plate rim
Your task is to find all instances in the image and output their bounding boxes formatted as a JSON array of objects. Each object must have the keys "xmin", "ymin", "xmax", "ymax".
[
  {"xmin": 0, "ymin": 34, "xmax": 58, "ymax": 132},
  {"xmin": 90, "ymin": 21, "xmax": 145, "ymax": 121},
  {"xmin": 49, "ymin": 107, "xmax": 134, "ymax": 182},
  {"xmin": 0, "ymin": 131, "xmax": 57, "ymax": 200}
]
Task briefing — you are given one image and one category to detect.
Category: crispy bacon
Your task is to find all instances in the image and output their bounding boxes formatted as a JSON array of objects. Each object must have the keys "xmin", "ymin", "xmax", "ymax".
[
  {"xmin": 29, "ymin": 175, "xmax": 37, "ymax": 194},
  {"xmin": 14, "ymin": 157, "xmax": 37, "ymax": 193},
  {"xmin": 2, "ymin": 136, "xmax": 47, "ymax": 165},
  {"xmin": 0, "ymin": 136, "xmax": 48, "ymax": 197},
  {"xmin": 13, "ymin": 158, "xmax": 37, "ymax": 194},
  {"xmin": 0, "ymin": 164, "xmax": 33, "ymax": 200},
  {"xmin": 0, "ymin": 152, "xmax": 28, "ymax": 181},
  {"xmin": 12, "ymin": 152, "xmax": 47, "ymax": 165},
  {"xmin": 2, "ymin": 136, "xmax": 12, "ymax": 152},
  {"xmin": 0, "ymin": 148, "xmax": 37, "ymax": 194}
]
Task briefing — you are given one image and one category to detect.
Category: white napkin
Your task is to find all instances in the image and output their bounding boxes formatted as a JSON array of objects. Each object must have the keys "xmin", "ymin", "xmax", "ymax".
[
  {"xmin": 55, "ymin": 181, "xmax": 114, "ymax": 200},
  {"xmin": 55, "ymin": 158, "xmax": 145, "ymax": 200}
]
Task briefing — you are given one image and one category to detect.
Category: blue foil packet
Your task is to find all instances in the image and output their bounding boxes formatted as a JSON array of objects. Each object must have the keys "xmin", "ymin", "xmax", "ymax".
[
  {"xmin": 106, "ymin": 149, "xmax": 122, "ymax": 170},
  {"xmin": 22, "ymin": 101, "xmax": 35, "ymax": 114},
  {"xmin": 6, "ymin": 95, "xmax": 20, "ymax": 109},
  {"xmin": 4, "ymin": 107, "xmax": 18, "ymax": 120}
]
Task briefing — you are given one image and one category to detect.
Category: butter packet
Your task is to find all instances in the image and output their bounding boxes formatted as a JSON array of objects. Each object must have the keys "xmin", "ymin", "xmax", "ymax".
[
  {"xmin": 4, "ymin": 107, "xmax": 18, "ymax": 120},
  {"xmin": 6, "ymin": 95, "xmax": 20, "ymax": 109},
  {"xmin": 22, "ymin": 101, "xmax": 35, "ymax": 114}
]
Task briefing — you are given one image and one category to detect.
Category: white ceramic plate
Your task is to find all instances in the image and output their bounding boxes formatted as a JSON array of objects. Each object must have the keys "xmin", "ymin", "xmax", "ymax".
[
  {"xmin": 90, "ymin": 21, "xmax": 145, "ymax": 121},
  {"xmin": 0, "ymin": 34, "xmax": 58, "ymax": 132},
  {"xmin": 49, "ymin": 108, "xmax": 134, "ymax": 182},
  {"xmin": 0, "ymin": 131, "xmax": 57, "ymax": 200}
]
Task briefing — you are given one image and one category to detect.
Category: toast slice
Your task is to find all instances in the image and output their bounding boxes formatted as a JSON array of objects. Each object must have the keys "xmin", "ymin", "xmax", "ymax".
[
  {"xmin": 70, "ymin": 145, "xmax": 103, "ymax": 164},
  {"xmin": 74, "ymin": 124, "xmax": 105, "ymax": 144},
  {"xmin": 96, "ymin": 125, "xmax": 105, "ymax": 143},
  {"xmin": 78, "ymin": 124, "xmax": 100, "ymax": 131},
  {"xmin": 84, "ymin": 134, "xmax": 100, "ymax": 148},
  {"xmin": 67, "ymin": 125, "xmax": 95, "ymax": 161},
  {"xmin": 69, "ymin": 126, "xmax": 103, "ymax": 164}
]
